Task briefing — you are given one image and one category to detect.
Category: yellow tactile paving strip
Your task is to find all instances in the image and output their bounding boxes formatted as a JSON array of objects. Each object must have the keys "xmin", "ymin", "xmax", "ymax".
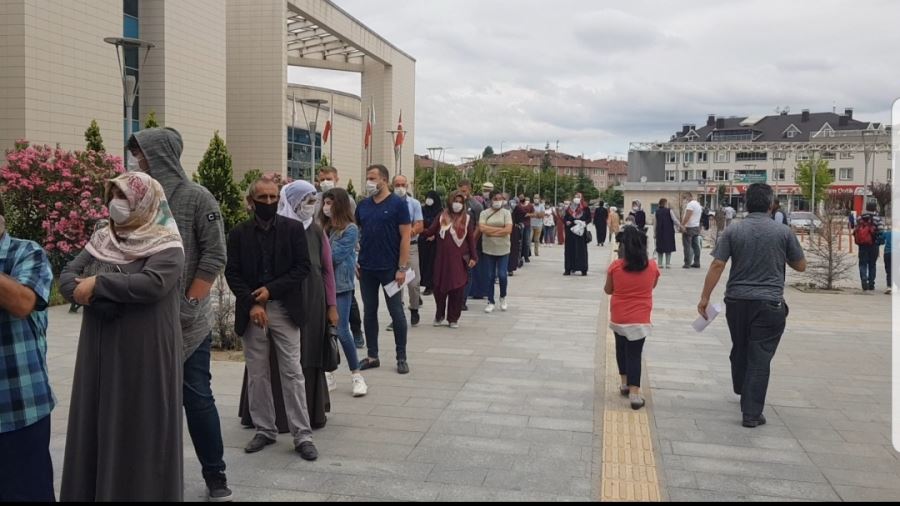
[{"xmin": 600, "ymin": 253, "xmax": 662, "ymax": 502}]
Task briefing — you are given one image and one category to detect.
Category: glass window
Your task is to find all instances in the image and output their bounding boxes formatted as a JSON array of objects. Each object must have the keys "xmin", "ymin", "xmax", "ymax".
[
  {"xmin": 666, "ymin": 171, "xmax": 677, "ymax": 182},
  {"xmin": 697, "ymin": 170, "xmax": 708, "ymax": 181},
  {"xmin": 667, "ymin": 153, "xmax": 678, "ymax": 164},
  {"xmin": 773, "ymin": 169, "xmax": 786, "ymax": 181},
  {"xmin": 736, "ymin": 152, "xmax": 768, "ymax": 162},
  {"xmin": 124, "ymin": 15, "xmax": 139, "ymax": 38},
  {"xmin": 681, "ymin": 171, "xmax": 693, "ymax": 181},
  {"xmin": 684, "ymin": 152, "xmax": 695, "ymax": 163},
  {"xmin": 822, "ymin": 152, "xmax": 836, "ymax": 160},
  {"xmin": 797, "ymin": 152, "xmax": 810, "ymax": 161},
  {"xmin": 124, "ymin": 0, "xmax": 139, "ymax": 17},
  {"xmin": 697, "ymin": 152, "xmax": 708, "ymax": 163},
  {"xmin": 889, "ymin": 169, "xmax": 893, "ymax": 182},
  {"xmin": 840, "ymin": 168, "xmax": 853, "ymax": 181},
  {"xmin": 840, "ymin": 152, "xmax": 854, "ymax": 160},
  {"xmin": 715, "ymin": 151, "xmax": 729, "ymax": 163}
]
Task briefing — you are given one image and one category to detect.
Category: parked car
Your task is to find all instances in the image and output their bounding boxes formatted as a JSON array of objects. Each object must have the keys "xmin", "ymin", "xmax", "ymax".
[{"xmin": 789, "ymin": 212, "xmax": 822, "ymax": 232}]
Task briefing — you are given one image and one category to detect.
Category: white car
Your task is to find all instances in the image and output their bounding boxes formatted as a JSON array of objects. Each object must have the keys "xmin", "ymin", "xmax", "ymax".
[{"xmin": 789, "ymin": 212, "xmax": 822, "ymax": 231}]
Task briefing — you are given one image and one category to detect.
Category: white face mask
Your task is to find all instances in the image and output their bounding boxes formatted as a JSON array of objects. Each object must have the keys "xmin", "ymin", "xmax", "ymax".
[
  {"xmin": 573, "ymin": 198, "xmax": 582, "ymax": 206},
  {"xmin": 394, "ymin": 187, "xmax": 408, "ymax": 198},
  {"xmin": 323, "ymin": 205, "xmax": 333, "ymax": 218},
  {"xmin": 127, "ymin": 155, "xmax": 141, "ymax": 172},
  {"xmin": 108, "ymin": 198, "xmax": 132, "ymax": 225},
  {"xmin": 366, "ymin": 181, "xmax": 379, "ymax": 196},
  {"xmin": 492, "ymin": 201, "xmax": 503, "ymax": 210},
  {"xmin": 296, "ymin": 203, "xmax": 317, "ymax": 222},
  {"xmin": 320, "ymin": 180, "xmax": 336, "ymax": 192},
  {"xmin": 425, "ymin": 198, "xmax": 434, "ymax": 207},
  {"xmin": 452, "ymin": 202, "xmax": 464, "ymax": 214}
]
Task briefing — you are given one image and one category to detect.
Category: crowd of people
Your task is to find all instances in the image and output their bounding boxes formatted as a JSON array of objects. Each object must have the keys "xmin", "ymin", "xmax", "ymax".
[{"xmin": 0, "ymin": 126, "xmax": 892, "ymax": 502}]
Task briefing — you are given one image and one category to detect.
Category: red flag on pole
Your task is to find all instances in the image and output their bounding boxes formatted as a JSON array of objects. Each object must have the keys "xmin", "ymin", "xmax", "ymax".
[
  {"xmin": 323, "ymin": 104, "xmax": 333, "ymax": 144},
  {"xmin": 364, "ymin": 103, "xmax": 375, "ymax": 150},
  {"xmin": 394, "ymin": 111, "xmax": 405, "ymax": 148}
]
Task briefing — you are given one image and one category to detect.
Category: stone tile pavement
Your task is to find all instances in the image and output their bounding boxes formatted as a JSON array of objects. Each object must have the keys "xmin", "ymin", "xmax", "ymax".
[{"xmin": 42, "ymin": 228, "xmax": 899, "ymax": 502}]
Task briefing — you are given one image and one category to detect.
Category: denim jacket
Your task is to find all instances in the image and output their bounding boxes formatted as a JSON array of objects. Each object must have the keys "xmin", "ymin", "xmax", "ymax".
[{"xmin": 329, "ymin": 224, "xmax": 359, "ymax": 294}]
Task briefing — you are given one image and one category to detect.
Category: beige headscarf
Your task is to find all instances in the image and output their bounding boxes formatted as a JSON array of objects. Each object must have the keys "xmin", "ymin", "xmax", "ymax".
[{"xmin": 85, "ymin": 172, "xmax": 183, "ymax": 265}]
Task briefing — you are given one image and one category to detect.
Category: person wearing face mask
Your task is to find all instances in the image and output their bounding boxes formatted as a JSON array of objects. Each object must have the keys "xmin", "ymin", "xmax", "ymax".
[
  {"xmin": 126, "ymin": 128, "xmax": 232, "ymax": 501},
  {"xmin": 389, "ymin": 175, "xmax": 424, "ymax": 329},
  {"xmin": 0, "ymin": 194, "xmax": 56, "ymax": 502},
  {"xmin": 564, "ymin": 195, "xmax": 592, "ymax": 276},
  {"xmin": 317, "ymin": 166, "xmax": 363, "ymax": 348},
  {"xmin": 355, "ymin": 165, "xmax": 413, "ymax": 375},
  {"xmin": 59, "ymin": 172, "xmax": 186, "ymax": 501},
  {"xmin": 238, "ymin": 180, "xmax": 337, "ymax": 435},
  {"xmin": 421, "ymin": 192, "xmax": 479, "ymax": 328},
  {"xmin": 478, "ymin": 190, "xmax": 513, "ymax": 313},
  {"xmin": 457, "ymin": 180, "xmax": 484, "ymax": 311},
  {"xmin": 226, "ymin": 177, "xmax": 319, "ymax": 462},
  {"xmin": 509, "ymin": 194, "xmax": 528, "ymax": 276},
  {"xmin": 420, "ymin": 190, "xmax": 443, "ymax": 297},
  {"xmin": 629, "ymin": 201, "xmax": 647, "ymax": 231},
  {"xmin": 520, "ymin": 197, "xmax": 535, "ymax": 263}
]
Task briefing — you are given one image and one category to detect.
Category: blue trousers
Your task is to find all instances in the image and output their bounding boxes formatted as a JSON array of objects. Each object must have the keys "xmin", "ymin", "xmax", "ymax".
[
  {"xmin": 336, "ymin": 291, "xmax": 362, "ymax": 371},
  {"xmin": 482, "ymin": 254, "xmax": 510, "ymax": 304},
  {"xmin": 184, "ymin": 336, "xmax": 226, "ymax": 480},
  {"xmin": 359, "ymin": 269, "xmax": 408, "ymax": 361}
]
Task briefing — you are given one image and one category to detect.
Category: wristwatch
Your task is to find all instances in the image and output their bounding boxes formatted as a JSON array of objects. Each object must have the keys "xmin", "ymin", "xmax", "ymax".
[
  {"xmin": 398, "ymin": 265, "xmax": 410, "ymax": 272},
  {"xmin": 187, "ymin": 297, "xmax": 201, "ymax": 307}
]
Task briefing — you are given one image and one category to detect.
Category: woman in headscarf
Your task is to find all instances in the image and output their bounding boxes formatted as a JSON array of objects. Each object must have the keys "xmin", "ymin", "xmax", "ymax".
[
  {"xmin": 608, "ymin": 207, "xmax": 622, "ymax": 245},
  {"xmin": 421, "ymin": 191, "xmax": 478, "ymax": 329},
  {"xmin": 239, "ymin": 180, "xmax": 336, "ymax": 431},
  {"xmin": 594, "ymin": 201, "xmax": 609, "ymax": 247},
  {"xmin": 554, "ymin": 203, "xmax": 567, "ymax": 246},
  {"xmin": 509, "ymin": 196, "xmax": 526, "ymax": 275},
  {"xmin": 420, "ymin": 190, "xmax": 443, "ymax": 296},
  {"xmin": 629, "ymin": 201, "xmax": 647, "ymax": 230},
  {"xmin": 654, "ymin": 198, "xmax": 679, "ymax": 269},
  {"xmin": 60, "ymin": 172, "xmax": 185, "ymax": 502},
  {"xmin": 564, "ymin": 194, "xmax": 591, "ymax": 276}
]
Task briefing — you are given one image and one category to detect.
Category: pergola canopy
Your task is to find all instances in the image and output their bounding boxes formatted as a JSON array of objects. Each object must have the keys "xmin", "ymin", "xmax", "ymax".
[{"xmin": 286, "ymin": 13, "xmax": 366, "ymax": 64}]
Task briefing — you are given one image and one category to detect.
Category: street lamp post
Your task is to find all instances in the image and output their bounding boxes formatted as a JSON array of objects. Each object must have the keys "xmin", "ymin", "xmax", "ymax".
[
  {"xmin": 427, "ymin": 147, "xmax": 444, "ymax": 193},
  {"xmin": 104, "ymin": 37, "xmax": 155, "ymax": 165}
]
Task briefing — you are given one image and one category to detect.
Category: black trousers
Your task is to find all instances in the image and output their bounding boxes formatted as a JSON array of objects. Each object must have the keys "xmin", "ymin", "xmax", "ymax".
[
  {"xmin": 615, "ymin": 334, "xmax": 646, "ymax": 388},
  {"xmin": 0, "ymin": 415, "xmax": 55, "ymax": 502},
  {"xmin": 350, "ymin": 290, "xmax": 363, "ymax": 338},
  {"xmin": 725, "ymin": 299, "xmax": 788, "ymax": 417}
]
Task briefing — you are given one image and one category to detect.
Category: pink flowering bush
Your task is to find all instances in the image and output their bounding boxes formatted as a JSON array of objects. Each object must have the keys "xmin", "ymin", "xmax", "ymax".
[{"xmin": 0, "ymin": 140, "xmax": 123, "ymax": 272}]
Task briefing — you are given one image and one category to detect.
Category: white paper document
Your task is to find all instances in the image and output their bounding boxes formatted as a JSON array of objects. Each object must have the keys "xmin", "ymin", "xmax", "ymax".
[
  {"xmin": 383, "ymin": 270, "xmax": 417, "ymax": 297},
  {"xmin": 692, "ymin": 303, "xmax": 723, "ymax": 333}
]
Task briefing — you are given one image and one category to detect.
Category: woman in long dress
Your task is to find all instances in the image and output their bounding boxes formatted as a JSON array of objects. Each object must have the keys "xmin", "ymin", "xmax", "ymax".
[
  {"xmin": 654, "ymin": 198, "xmax": 679, "ymax": 269},
  {"xmin": 60, "ymin": 172, "xmax": 185, "ymax": 502},
  {"xmin": 239, "ymin": 181, "xmax": 335, "ymax": 430},
  {"xmin": 564, "ymin": 196, "xmax": 591, "ymax": 276},
  {"xmin": 509, "ymin": 198, "xmax": 525, "ymax": 275},
  {"xmin": 554, "ymin": 205, "xmax": 567, "ymax": 246},
  {"xmin": 420, "ymin": 191, "xmax": 443, "ymax": 296},
  {"xmin": 594, "ymin": 202, "xmax": 609, "ymax": 247}
]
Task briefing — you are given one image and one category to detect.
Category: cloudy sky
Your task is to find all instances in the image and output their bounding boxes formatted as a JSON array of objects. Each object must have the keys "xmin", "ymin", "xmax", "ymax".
[{"xmin": 290, "ymin": 0, "xmax": 899, "ymax": 164}]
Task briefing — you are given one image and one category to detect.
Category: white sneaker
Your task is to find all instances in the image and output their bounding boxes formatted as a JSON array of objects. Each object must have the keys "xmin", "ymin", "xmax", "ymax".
[
  {"xmin": 433, "ymin": 319, "xmax": 445, "ymax": 327},
  {"xmin": 449, "ymin": 322, "xmax": 460, "ymax": 329},
  {"xmin": 499, "ymin": 298, "xmax": 508, "ymax": 312},
  {"xmin": 351, "ymin": 374, "xmax": 368, "ymax": 398},
  {"xmin": 325, "ymin": 372, "xmax": 336, "ymax": 393},
  {"xmin": 484, "ymin": 304, "xmax": 495, "ymax": 314}
]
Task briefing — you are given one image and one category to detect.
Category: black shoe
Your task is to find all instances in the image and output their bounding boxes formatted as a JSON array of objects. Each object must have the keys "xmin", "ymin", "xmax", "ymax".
[
  {"xmin": 354, "ymin": 335, "xmax": 365, "ymax": 349},
  {"xmin": 359, "ymin": 357, "xmax": 380, "ymax": 371},
  {"xmin": 683, "ymin": 265, "xmax": 692, "ymax": 269},
  {"xmin": 397, "ymin": 360, "xmax": 410, "ymax": 375},
  {"xmin": 462, "ymin": 305, "xmax": 469, "ymax": 312},
  {"xmin": 423, "ymin": 288, "xmax": 433, "ymax": 296},
  {"xmin": 742, "ymin": 414, "xmax": 767, "ymax": 428},
  {"xmin": 410, "ymin": 310, "xmax": 420, "ymax": 327},
  {"xmin": 582, "ymin": 272, "xmax": 588, "ymax": 277},
  {"xmin": 244, "ymin": 434, "xmax": 276, "ymax": 454},
  {"xmin": 692, "ymin": 265, "xmax": 702, "ymax": 269},
  {"xmin": 205, "ymin": 472, "xmax": 234, "ymax": 503},
  {"xmin": 524, "ymin": 257, "xmax": 531, "ymax": 263},
  {"xmin": 295, "ymin": 441, "xmax": 319, "ymax": 461},
  {"xmin": 564, "ymin": 272, "xmax": 572, "ymax": 276}
]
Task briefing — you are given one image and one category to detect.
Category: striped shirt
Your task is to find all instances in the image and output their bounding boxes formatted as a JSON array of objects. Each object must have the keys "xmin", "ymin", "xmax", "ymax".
[{"xmin": 0, "ymin": 233, "xmax": 55, "ymax": 433}]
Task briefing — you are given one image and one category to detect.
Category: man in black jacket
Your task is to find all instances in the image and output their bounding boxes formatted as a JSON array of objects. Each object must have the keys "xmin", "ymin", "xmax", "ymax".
[{"xmin": 225, "ymin": 177, "xmax": 318, "ymax": 461}]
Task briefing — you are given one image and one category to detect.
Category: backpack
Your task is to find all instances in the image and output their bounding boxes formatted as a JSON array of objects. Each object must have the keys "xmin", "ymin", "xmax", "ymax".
[{"xmin": 854, "ymin": 216, "xmax": 877, "ymax": 247}]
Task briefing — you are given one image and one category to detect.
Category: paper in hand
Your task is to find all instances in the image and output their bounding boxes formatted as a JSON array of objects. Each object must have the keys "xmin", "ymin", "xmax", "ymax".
[
  {"xmin": 692, "ymin": 303, "xmax": 723, "ymax": 333},
  {"xmin": 384, "ymin": 270, "xmax": 418, "ymax": 297}
]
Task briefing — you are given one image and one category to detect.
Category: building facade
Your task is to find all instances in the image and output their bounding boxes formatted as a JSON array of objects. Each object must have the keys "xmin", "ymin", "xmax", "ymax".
[
  {"xmin": 465, "ymin": 149, "xmax": 628, "ymax": 191},
  {"xmin": 0, "ymin": 0, "xmax": 414, "ymax": 187},
  {"xmin": 626, "ymin": 109, "xmax": 892, "ymax": 213}
]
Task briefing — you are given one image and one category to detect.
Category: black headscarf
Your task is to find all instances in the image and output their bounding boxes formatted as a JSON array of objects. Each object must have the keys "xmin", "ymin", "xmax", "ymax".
[{"xmin": 423, "ymin": 190, "xmax": 443, "ymax": 226}]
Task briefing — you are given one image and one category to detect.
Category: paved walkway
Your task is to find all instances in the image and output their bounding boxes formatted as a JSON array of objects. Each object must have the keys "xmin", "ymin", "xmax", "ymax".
[{"xmin": 43, "ymin": 231, "xmax": 898, "ymax": 502}]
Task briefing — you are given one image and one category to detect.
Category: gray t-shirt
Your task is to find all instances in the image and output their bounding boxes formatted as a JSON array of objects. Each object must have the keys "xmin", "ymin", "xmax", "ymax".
[
  {"xmin": 712, "ymin": 213, "xmax": 805, "ymax": 302},
  {"xmin": 531, "ymin": 204, "xmax": 546, "ymax": 228}
]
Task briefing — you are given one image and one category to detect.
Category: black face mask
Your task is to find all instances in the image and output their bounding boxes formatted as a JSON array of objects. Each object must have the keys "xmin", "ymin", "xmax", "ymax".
[{"xmin": 254, "ymin": 201, "xmax": 278, "ymax": 221}]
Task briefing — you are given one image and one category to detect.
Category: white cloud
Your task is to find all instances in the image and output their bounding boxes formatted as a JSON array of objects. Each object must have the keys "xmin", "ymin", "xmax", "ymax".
[{"xmin": 289, "ymin": 0, "xmax": 900, "ymax": 163}]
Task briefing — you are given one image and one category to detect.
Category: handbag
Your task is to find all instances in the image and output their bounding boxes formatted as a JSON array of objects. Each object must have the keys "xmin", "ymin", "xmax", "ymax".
[
  {"xmin": 323, "ymin": 324, "xmax": 341, "ymax": 373},
  {"xmin": 584, "ymin": 230, "xmax": 593, "ymax": 243}
]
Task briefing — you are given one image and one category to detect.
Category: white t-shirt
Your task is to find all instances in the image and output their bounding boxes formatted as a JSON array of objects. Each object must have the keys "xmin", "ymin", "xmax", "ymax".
[
  {"xmin": 685, "ymin": 200, "xmax": 703, "ymax": 228},
  {"xmin": 543, "ymin": 210, "xmax": 555, "ymax": 227},
  {"xmin": 724, "ymin": 207, "xmax": 736, "ymax": 220}
]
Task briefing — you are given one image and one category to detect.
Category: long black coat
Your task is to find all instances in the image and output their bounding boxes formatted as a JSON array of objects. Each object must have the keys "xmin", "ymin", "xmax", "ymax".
[
  {"xmin": 594, "ymin": 207, "xmax": 609, "ymax": 243},
  {"xmin": 225, "ymin": 216, "xmax": 311, "ymax": 336},
  {"xmin": 564, "ymin": 207, "xmax": 591, "ymax": 274},
  {"xmin": 654, "ymin": 208, "xmax": 678, "ymax": 254}
]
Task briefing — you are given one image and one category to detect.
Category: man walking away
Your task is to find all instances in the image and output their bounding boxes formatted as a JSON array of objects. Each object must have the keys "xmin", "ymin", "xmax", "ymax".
[
  {"xmin": 531, "ymin": 195, "xmax": 545, "ymax": 257},
  {"xmin": 130, "ymin": 128, "xmax": 232, "ymax": 501},
  {"xmin": 854, "ymin": 202, "xmax": 885, "ymax": 292},
  {"xmin": 681, "ymin": 193, "xmax": 703, "ymax": 269},
  {"xmin": 698, "ymin": 184, "xmax": 806, "ymax": 428},
  {"xmin": 0, "ymin": 195, "xmax": 56, "ymax": 502}
]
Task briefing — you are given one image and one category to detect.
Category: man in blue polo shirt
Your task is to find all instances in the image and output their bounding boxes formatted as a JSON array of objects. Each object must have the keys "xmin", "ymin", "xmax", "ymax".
[
  {"xmin": 0, "ymin": 194, "xmax": 56, "ymax": 501},
  {"xmin": 355, "ymin": 165, "xmax": 412, "ymax": 375}
]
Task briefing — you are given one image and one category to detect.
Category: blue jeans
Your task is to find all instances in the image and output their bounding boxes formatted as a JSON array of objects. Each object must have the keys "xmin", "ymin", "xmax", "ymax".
[
  {"xmin": 359, "ymin": 269, "xmax": 408, "ymax": 361},
  {"xmin": 184, "ymin": 336, "xmax": 226, "ymax": 480},
  {"xmin": 522, "ymin": 225, "xmax": 532, "ymax": 259},
  {"xmin": 483, "ymin": 254, "xmax": 509, "ymax": 304},
  {"xmin": 336, "ymin": 291, "xmax": 361, "ymax": 371},
  {"xmin": 858, "ymin": 245, "xmax": 879, "ymax": 290}
]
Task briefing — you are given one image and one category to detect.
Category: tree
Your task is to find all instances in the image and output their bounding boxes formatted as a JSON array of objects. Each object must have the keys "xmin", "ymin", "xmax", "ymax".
[
  {"xmin": 194, "ymin": 132, "xmax": 246, "ymax": 233},
  {"xmin": 346, "ymin": 179, "xmax": 357, "ymax": 201},
  {"xmin": 717, "ymin": 185, "xmax": 728, "ymax": 208},
  {"xmin": 317, "ymin": 155, "xmax": 330, "ymax": 170},
  {"xmin": 482, "ymin": 146, "xmax": 495, "ymax": 158},
  {"xmin": 238, "ymin": 169, "xmax": 263, "ymax": 193},
  {"xmin": 574, "ymin": 173, "xmax": 601, "ymax": 202},
  {"xmin": 144, "ymin": 111, "xmax": 160, "ymax": 129},
  {"xmin": 84, "ymin": 120, "xmax": 105, "ymax": 153},
  {"xmin": 0, "ymin": 141, "xmax": 123, "ymax": 274},
  {"xmin": 541, "ymin": 144, "xmax": 553, "ymax": 173},
  {"xmin": 599, "ymin": 185, "xmax": 624, "ymax": 209},
  {"xmin": 795, "ymin": 159, "xmax": 834, "ymax": 210},
  {"xmin": 869, "ymin": 182, "xmax": 892, "ymax": 215},
  {"xmin": 802, "ymin": 196, "xmax": 855, "ymax": 291}
]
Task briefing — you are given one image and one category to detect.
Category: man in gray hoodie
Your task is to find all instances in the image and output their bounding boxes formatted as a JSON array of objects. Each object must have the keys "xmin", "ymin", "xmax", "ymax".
[{"xmin": 129, "ymin": 128, "xmax": 232, "ymax": 502}]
